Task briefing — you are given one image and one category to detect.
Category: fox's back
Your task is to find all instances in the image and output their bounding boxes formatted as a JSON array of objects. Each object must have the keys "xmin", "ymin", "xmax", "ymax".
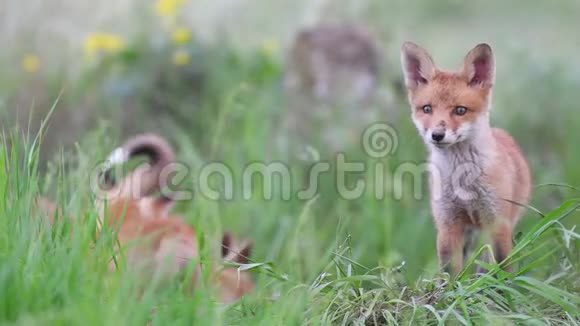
[
  {"xmin": 490, "ymin": 128, "xmax": 532, "ymax": 222},
  {"xmin": 103, "ymin": 197, "xmax": 198, "ymax": 278}
]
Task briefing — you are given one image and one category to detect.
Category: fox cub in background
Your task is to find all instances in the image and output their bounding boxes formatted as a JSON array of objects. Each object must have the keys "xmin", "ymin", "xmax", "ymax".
[
  {"xmin": 98, "ymin": 134, "xmax": 254, "ymax": 301},
  {"xmin": 34, "ymin": 134, "xmax": 255, "ymax": 302},
  {"xmin": 400, "ymin": 42, "xmax": 531, "ymax": 274}
]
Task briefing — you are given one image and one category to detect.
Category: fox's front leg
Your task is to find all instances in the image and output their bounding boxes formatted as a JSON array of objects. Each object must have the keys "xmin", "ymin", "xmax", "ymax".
[
  {"xmin": 436, "ymin": 223, "xmax": 465, "ymax": 275},
  {"xmin": 476, "ymin": 223, "xmax": 514, "ymax": 274},
  {"xmin": 492, "ymin": 223, "xmax": 514, "ymax": 272}
]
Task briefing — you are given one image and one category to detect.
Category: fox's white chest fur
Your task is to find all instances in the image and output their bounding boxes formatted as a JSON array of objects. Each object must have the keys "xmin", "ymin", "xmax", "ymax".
[
  {"xmin": 428, "ymin": 141, "xmax": 498, "ymax": 226},
  {"xmin": 400, "ymin": 41, "xmax": 532, "ymax": 274}
]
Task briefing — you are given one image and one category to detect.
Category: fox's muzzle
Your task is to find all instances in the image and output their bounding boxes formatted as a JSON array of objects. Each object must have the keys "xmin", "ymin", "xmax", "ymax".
[{"xmin": 431, "ymin": 127, "xmax": 446, "ymax": 142}]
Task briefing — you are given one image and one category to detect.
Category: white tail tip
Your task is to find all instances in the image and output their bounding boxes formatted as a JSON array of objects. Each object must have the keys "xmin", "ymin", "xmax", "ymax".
[{"xmin": 105, "ymin": 147, "xmax": 128, "ymax": 167}]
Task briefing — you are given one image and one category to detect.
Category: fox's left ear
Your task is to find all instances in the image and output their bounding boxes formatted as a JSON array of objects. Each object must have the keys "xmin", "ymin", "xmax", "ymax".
[
  {"xmin": 463, "ymin": 43, "xmax": 495, "ymax": 88},
  {"xmin": 221, "ymin": 232, "xmax": 233, "ymax": 257}
]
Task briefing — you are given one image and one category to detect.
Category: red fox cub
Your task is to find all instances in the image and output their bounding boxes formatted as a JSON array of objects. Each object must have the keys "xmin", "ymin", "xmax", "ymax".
[
  {"xmin": 216, "ymin": 232, "xmax": 255, "ymax": 303},
  {"xmin": 98, "ymin": 134, "xmax": 254, "ymax": 302},
  {"xmin": 100, "ymin": 177, "xmax": 255, "ymax": 303},
  {"xmin": 96, "ymin": 134, "xmax": 196, "ymax": 283},
  {"xmin": 35, "ymin": 134, "xmax": 255, "ymax": 302},
  {"xmin": 400, "ymin": 42, "xmax": 531, "ymax": 274},
  {"xmin": 33, "ymin": 134, "xmax": 176, "ymax": 224}
]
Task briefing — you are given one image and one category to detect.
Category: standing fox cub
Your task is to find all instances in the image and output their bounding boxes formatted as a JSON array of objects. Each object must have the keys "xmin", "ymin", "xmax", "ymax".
[{"xmin": 400, "ymin": 42, "xmax": 531, "ymax": 274}]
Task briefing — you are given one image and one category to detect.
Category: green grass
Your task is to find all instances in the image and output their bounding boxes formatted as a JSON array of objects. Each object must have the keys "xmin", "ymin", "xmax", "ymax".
[
  {"xmin": 0, "ymin": 125, "xmax": 579, "ymax": 325},
  {"xmin": 1, "ymin": 0, "xmax": 580, "ymax": 324}
]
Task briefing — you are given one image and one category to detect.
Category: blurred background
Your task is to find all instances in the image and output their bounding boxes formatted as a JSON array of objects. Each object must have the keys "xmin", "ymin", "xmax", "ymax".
[{"xmin": 1, "ymin": 0, "xmax": 579, "ymax": 279}]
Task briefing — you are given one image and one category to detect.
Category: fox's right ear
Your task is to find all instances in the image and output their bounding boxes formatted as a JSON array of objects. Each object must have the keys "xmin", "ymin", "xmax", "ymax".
[
  {"xmin": 233, "ymin": 242, "xmax": 252, "ymax": 264},
  {"xmin": 400, "ymin": 42, "xmax": 436, "ymax": 90}
]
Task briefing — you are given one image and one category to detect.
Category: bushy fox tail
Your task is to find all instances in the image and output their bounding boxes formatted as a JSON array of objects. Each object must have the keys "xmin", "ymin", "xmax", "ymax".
[{"xmin": 100, "ymin": 134, "xmax": 176, "ymax": 200}]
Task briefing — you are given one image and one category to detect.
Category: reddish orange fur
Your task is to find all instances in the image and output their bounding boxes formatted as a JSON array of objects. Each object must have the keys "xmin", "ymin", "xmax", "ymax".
[
  {"xmin": 408, "ymin": 73, "xmax": 489, "ymax": 134},
  {"xmin": 401, "ymin": 42, "xmax": 532, "ymax": 274},
  {"xmin": 101, "ymin": 196, "xmax": 255, "ymax": 302},
  {"xmin": 98, "ymin": 195, "xmax": 199, "ymax": 285},
  {"xmin": 214, "ymin": 232, "xmax": 255, "ymax": 303},
  {"xmin": 36, "ymin": 134, "xmax": 255, "ymax": 302},
  {"xmin": 98, "ymin": 134, "xmax": 254, "ymax": 301}
]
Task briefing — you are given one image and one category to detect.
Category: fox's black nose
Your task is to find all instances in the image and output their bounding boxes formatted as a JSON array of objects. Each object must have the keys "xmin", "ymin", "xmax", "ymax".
[{"xmin": 431, "ymin": 132, "xmax": 445, "ymax": 142}]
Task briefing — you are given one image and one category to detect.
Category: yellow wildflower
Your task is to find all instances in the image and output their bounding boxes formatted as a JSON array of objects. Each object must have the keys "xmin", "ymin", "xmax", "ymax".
[
  {"xmin": 84, "ymin": 36, "xmax": 100, "ymax": 57},
  {"xmin": 260, "ymin": 39, "xmax": 280, "ymax": 57},
  {"xmin": 155, "ymin": 0, "xmax": 186, "ymax": 18},
  {"xmin": 84, "ymin": 33, "xmax": 126, "ymax": 58},
  {"xmin": 172, "ymin": 27, "xmax": 191, "ymax": 45},
  {"xmin": 22, "ymin": 54, "xmax": 40, "ymax": 73},
  {"xmin": 102, "ymin": 35, "xmax": 125, "ymax": 52},
  {"xmin": 172, "ymin": 49, "xmax": 190, "ymax": 66}
]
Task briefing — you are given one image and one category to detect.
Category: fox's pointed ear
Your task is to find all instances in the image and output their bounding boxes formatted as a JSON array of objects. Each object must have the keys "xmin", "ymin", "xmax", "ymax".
[
  {"xmin": 221, "ymin": 232, "xmax": 233, "ymax": 258},
  {"xmin": 400, "ymin": 42, "xmax": 436, "ymax": 90},
  {"xmin": 233, "ymin": 242, "xmax": 252, "ymax": 264},
  {"xmin": 463, "ymin": 43, "xmax": 494, "ymax": 88}
]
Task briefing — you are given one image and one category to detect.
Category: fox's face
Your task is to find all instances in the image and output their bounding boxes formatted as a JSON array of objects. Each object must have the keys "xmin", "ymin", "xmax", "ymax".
[
  {"xmin": 400, "ymin": 42, "xmax": 495, "ymax": 149},
  {"xmin": 216, "ymin": 232, "xmax": 254, "ymax": 303}
]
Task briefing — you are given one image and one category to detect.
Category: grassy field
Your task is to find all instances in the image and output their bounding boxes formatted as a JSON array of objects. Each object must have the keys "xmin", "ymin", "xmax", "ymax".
[{"xmin": 1, "ymin": 0, "xmax": 580, "ymax": 324}]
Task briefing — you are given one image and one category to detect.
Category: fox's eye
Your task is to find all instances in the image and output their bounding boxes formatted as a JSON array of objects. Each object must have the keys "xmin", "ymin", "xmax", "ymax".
[
  {"xmin": 422, "ymin": 105, "xmax": 432, "ymax": 114},
  {"xmin": 454, "ymin": 106, "xmax": 467, "ymax": 116}
]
